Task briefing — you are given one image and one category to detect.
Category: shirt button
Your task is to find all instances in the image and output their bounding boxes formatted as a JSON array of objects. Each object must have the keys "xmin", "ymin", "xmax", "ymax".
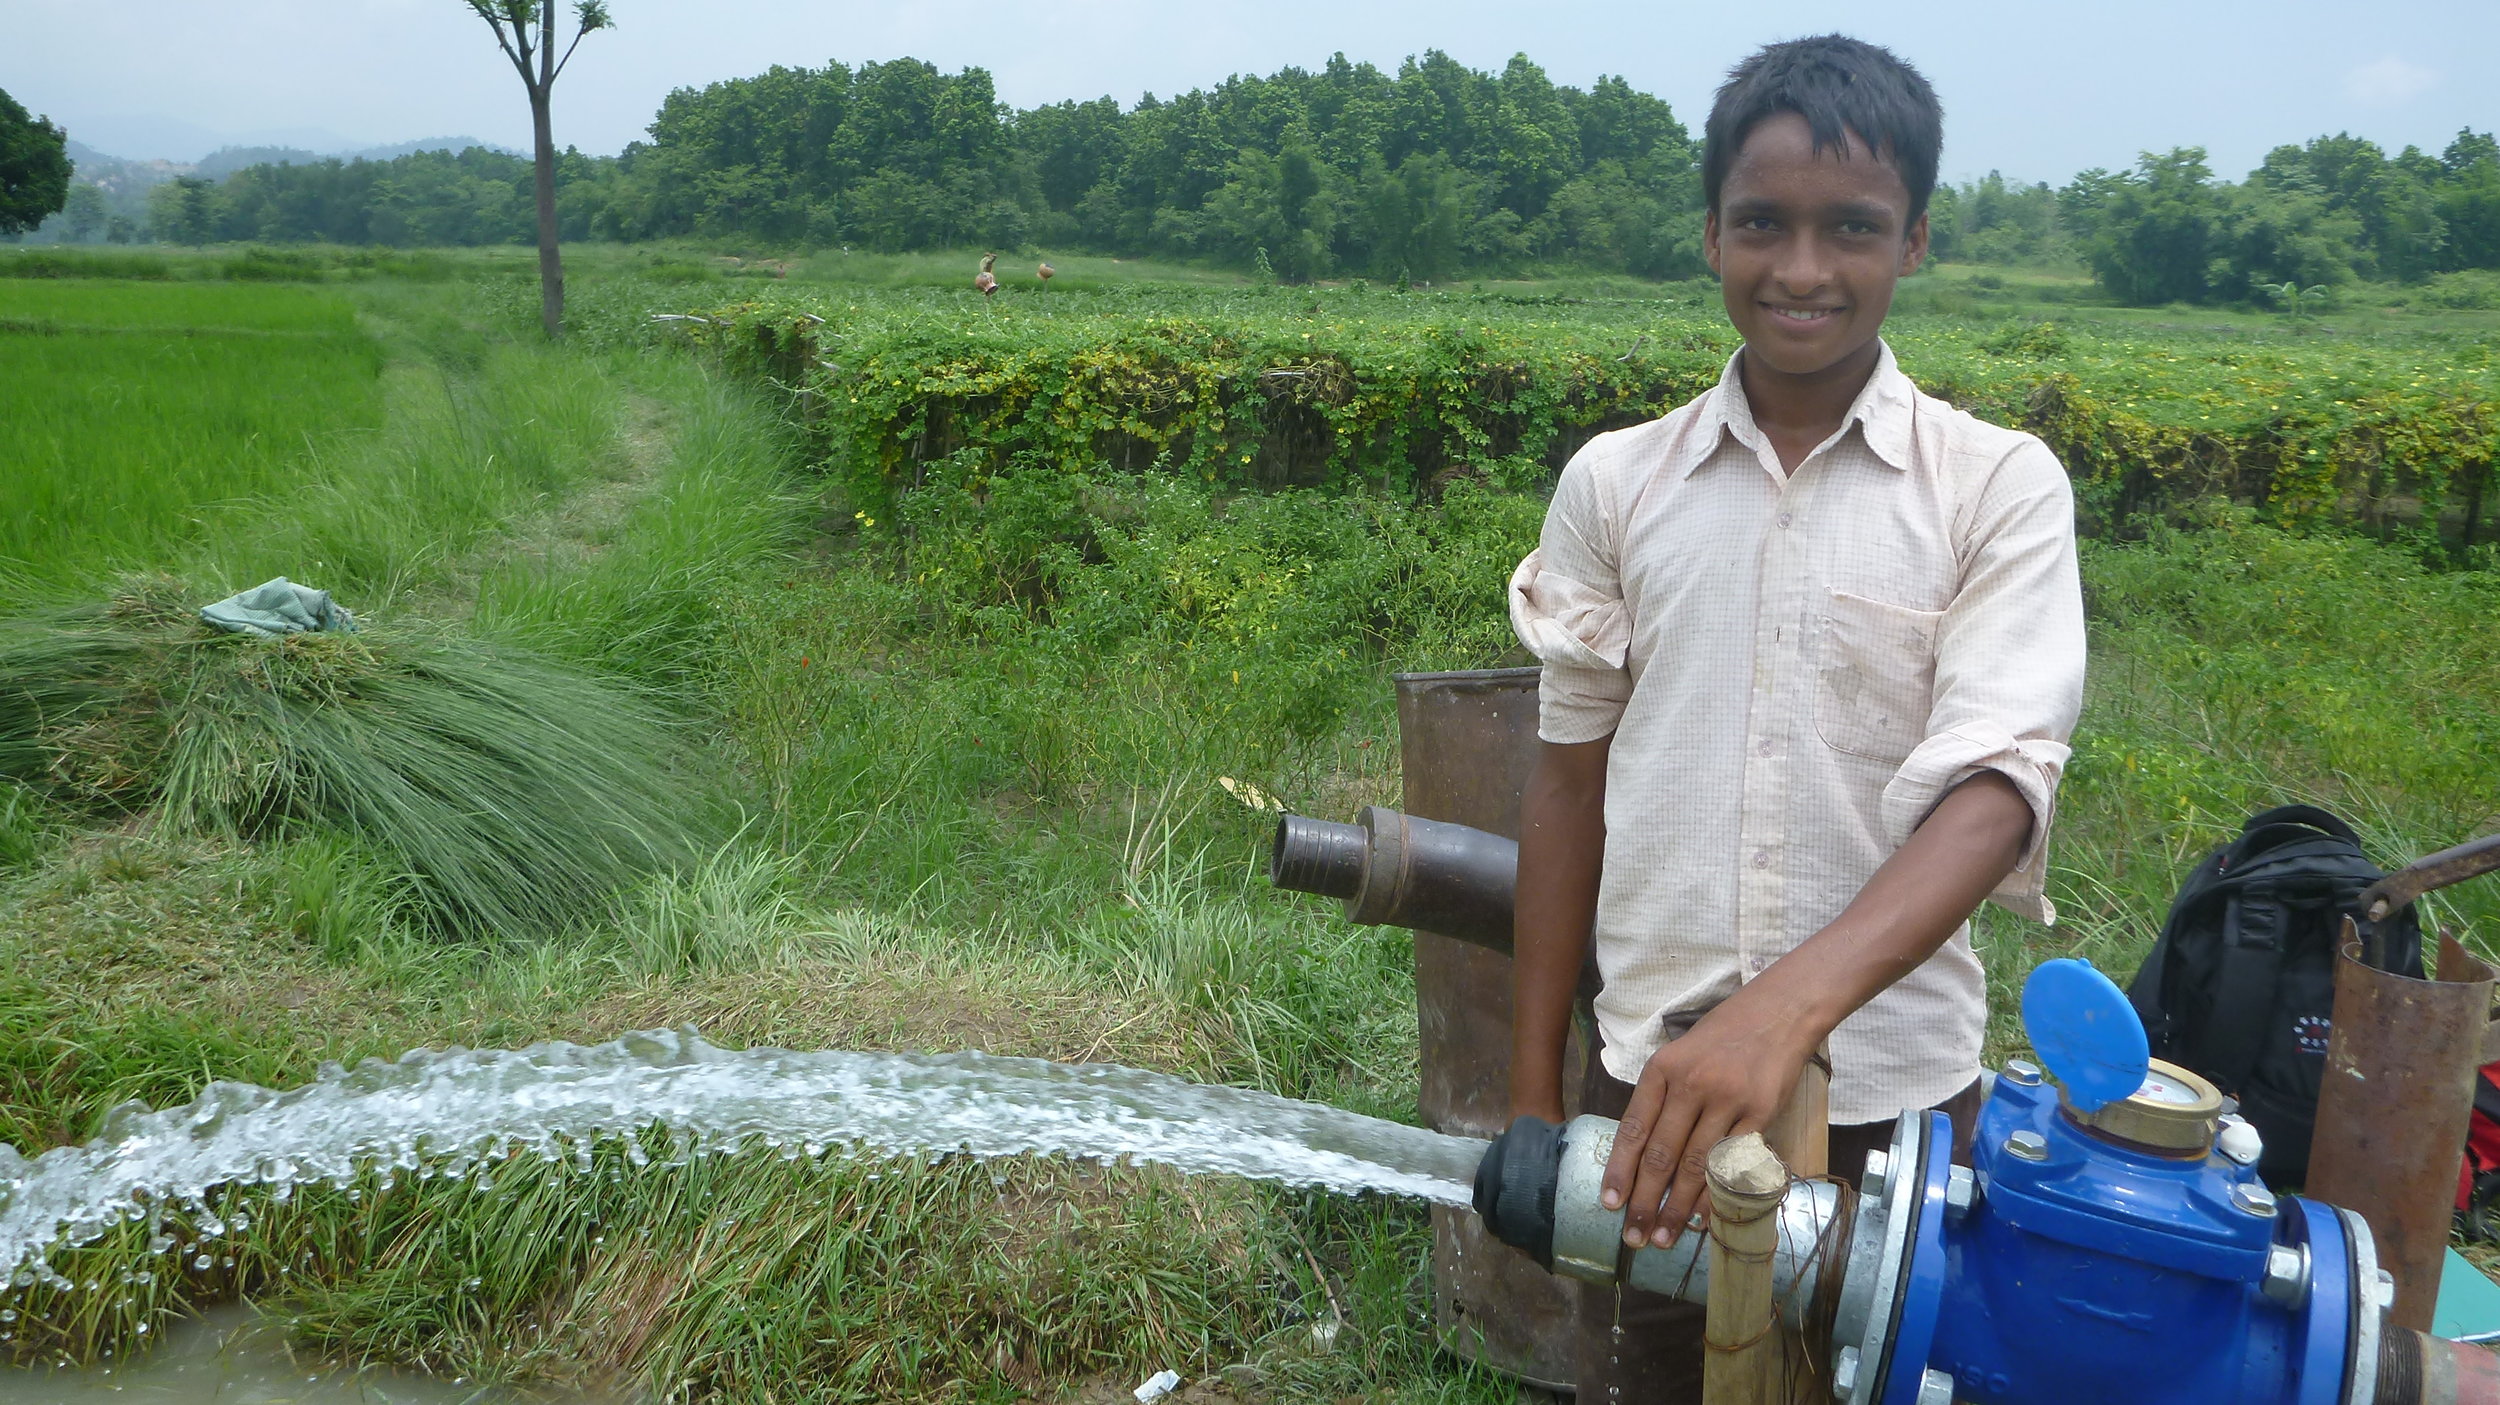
[
  {"xmin": 1757, "ymin": 739, "xmax": 1773, "ymax": 757},
  {"xmin": 1749, "ymin": 955, "xmax": 1769, "ymax": 974},
  {"xmin": 1777, "ymin": 512, "xmax": 1792, "ymax": 529},
  {"xmin": 1753, "ymin": 850, "xmax": 1771, "ymax": 869}
]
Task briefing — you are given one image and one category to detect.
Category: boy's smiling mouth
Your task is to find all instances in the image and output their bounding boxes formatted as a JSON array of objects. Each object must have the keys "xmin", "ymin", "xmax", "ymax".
[{"xmin": 1766, "ymin": 305, "xmax": 1843, "ymax": 322}]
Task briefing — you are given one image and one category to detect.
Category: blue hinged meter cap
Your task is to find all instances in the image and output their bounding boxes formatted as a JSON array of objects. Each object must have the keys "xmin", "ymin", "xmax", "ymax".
[{"xmin": 2020, "ymin": 958, "xmax": 2151, "ymax": 1114}]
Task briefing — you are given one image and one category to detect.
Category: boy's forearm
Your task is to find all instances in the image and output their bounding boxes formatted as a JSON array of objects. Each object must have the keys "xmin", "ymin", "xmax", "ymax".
[
  {"xmin": 1755, "ymin": 769, "xmax": 2034, "ymax": 1042},
  {"xmin": 1597, "ymin": 769, "xmax": 2036, "ymax": 1249},
  {"xmin": 1509, "ymin": 737, "xmax": 1611, "ymax": 1122}
]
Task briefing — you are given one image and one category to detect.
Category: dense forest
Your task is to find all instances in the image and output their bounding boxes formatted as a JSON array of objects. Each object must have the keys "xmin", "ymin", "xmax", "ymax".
[{"xmin": 30, "ymin": 51, "xmax": 2500, "ymax": 303}]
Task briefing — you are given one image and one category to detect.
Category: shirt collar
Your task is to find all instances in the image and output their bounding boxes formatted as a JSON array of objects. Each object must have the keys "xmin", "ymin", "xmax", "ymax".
[{"xmin": 1675, "ymin": 340, "xmax": 1915, "ymax": 479}]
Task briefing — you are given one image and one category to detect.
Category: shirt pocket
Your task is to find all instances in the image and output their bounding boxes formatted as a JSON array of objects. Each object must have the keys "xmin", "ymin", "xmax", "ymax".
[{"xmin": 1813, "ymin": 590, "xmax": 1944, "ymax": 763}]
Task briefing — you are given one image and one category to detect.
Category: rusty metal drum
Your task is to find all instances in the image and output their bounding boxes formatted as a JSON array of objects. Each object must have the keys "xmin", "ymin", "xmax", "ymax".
[{"xmin": 1393, "ymin": 667, "xmax": 1582, "ymax": 1389}]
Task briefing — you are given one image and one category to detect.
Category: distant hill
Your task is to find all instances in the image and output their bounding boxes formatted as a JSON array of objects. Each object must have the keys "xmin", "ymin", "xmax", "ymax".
[
  {"xmin": 193, "ymin": 137, "xmax": 512, "ymax": 178},
  {"xmin": 57, "ymin": 140, "xmax": 186, "ymax": 228},
  {"xmin": 351, "ymin": 137, "xmax": 514, "ymax": 162},
  {"xmin": 20, "ymin": 135, "xmax": 517, "ymax": 244}
]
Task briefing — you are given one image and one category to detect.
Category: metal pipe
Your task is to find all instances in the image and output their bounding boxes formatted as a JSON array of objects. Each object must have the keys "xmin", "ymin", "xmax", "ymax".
[
  {"xmin": 2308, "ymin": 927, "xmax": 2496, "ymax": 1333},
  {"xmin": 1488, "ymin": 1113, "xmax": 1849, "ymax": 1334},
  {"xmin": 1267, "ymin": 805, "xmax": 1518, "ymax": 952},
  {"xmin": 2374, "ymin": 1327, "xmax": 2500, "ymax": 1405},
  {"xmin": 2358, "ymin": 831, "xmax": 2500, "ymax": 933},
  {"xmin": 1266, "ymin": 814, "xmax": 1371, "ymax": 903}
]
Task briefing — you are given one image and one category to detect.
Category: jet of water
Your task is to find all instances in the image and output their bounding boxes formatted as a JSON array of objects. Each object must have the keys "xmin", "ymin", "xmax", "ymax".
[{"xmin": 0, "ymin": 1027, "xmax": 1489, "ymax": 1280}]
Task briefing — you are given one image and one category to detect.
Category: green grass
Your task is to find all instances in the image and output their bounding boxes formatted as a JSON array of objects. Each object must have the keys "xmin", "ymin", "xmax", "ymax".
[
  {"xmin": 1972, "ymin": 514, "xmax": 2500, "ymax": 1057},
  {"xmin": 0, "ymin": 282, "xmax": 386, "ymax": 588}
]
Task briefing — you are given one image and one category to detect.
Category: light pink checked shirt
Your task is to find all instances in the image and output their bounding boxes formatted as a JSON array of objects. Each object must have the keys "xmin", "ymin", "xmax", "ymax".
[{"xmin": 1508, "ymin": 342, "xmax": 2085, "ymax": 1124}]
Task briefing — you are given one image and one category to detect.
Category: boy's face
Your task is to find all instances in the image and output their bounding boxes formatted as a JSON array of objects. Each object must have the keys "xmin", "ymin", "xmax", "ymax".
[{"xmin": 1705, "ymin": 111, "xmax": 1929, "ymax": 381}]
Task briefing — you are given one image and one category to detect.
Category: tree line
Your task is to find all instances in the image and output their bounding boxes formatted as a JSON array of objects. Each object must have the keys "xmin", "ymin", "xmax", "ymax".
[
  {"xmin": 29, "ymin": 53, "xmax": 2500, "ymax": 304},
  {"xmin": 114, "ymin": 53, "xmax": 1709, "ymax": 283}
]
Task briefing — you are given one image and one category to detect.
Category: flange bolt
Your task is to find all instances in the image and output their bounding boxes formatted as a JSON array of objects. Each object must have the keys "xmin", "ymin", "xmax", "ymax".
[
  {"xmin": 1863, "ymin": 1150, "xmax": 1892, "ymax": 1201},
  {"xmin": 2261, "ymin": 1243, "xmax": 2311, "ymax": 1308},
  {"xmin": 2231, "ymin": 1182, "xmax": 2278, "ymax": 1218},
  {"xmin": 1916, "ymin": 1368, "xmax": 1957, "ymax": 1405},
  {"xmin": 2005, "ymin": 1130, "xmax": 2048, "ymax": 1162},
  {"xmin": 2003, "ymin": 1059, "xmax": 2042, "ymax": 1086},
  {"xmin": 1945, "ymin": 1165, "xmax": 1978, "ymax": 1222},
  {"xmin": 1834, "ymin": 1346, "xmax": 1860, "ymax": 1395}
]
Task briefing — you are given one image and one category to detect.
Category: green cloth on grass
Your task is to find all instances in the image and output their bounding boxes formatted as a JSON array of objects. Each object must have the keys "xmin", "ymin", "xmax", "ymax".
[{"xmin": 200, "ymin": 577, "xmax": 358, "ymax": 638}]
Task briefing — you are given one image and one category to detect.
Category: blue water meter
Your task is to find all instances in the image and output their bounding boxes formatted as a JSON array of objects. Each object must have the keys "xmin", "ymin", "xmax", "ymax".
[{"xmin": 1829, "ymin": 958, "xmax": 2370, "ymax": 1405}]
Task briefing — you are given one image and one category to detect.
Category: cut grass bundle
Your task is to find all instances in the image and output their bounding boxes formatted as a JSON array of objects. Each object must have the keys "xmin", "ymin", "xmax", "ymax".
[{"xmin": 0, "ymin": 579, "xmax": 708, "ymax": 938}]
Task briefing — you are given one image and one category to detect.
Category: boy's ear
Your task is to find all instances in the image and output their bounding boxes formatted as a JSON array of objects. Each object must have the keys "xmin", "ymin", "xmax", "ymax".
[
  {"xmin": 1703, "ymin": 209, "xmax": 1722, "ymax": 278},
  {"xmin": 1899, "ymin": 211, "xmax": 1930, "ymax": 278}
]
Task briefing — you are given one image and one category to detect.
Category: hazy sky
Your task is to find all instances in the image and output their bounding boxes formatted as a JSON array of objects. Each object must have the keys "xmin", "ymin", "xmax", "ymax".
[{"xmin": 8, "ymin": 0, "xmax": 2495, "ymax": 184}]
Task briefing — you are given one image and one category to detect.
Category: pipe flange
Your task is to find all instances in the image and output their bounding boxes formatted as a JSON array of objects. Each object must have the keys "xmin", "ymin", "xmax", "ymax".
[
  {"xmin": 2339, "ymin": 1206, "xmax": 2383, "ymax": 1405},
  {"xmin": 1838, "ymin": 1110, "xmax": 1932, "ymax": 1405},
  {"xmin": 1832, "ymin": 1149, "xmax": 1892, "ymax": 1368},
  {"xmin": 2288, "ymin": 1199, "xmax": 2352, "ymax": 1405},
  {"xmin": 1343, "ymin": 806, "xmax": 1407, "ymax": 927},
  {"xmin": 1877, "ymin": 1112, "xmax": 1956, "ymax": 1405}
]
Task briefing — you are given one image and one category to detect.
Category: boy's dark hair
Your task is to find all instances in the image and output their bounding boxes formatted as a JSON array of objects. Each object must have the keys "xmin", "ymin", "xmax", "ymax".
[{"xmin": 1702, "ymin": 35, "xmax": 1943, "ymax": 222}]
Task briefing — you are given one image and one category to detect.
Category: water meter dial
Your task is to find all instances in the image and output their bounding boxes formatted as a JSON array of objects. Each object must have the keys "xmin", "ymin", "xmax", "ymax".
[{"xmin": 2072, "ymin": 1058, "xmax": 2225, "ymax": 1155}]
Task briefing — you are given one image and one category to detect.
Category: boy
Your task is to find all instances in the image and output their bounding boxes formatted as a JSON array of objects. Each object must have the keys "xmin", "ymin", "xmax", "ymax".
[{"xmin": 1504, "ymin": 35, "xmax": 2084, "ymax": 1399}]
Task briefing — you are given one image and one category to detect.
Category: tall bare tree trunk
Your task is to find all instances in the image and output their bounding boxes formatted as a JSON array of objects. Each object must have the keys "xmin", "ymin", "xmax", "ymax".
[{"xmin": 530, "ymin": 86, "xmax": 563, "ymax": 338}]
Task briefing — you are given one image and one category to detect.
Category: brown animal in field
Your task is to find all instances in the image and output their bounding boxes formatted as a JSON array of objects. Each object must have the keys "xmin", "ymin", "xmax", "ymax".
[
  {"xmin": 1037, "ymin": 261, "xmax": 1055, "ymax": 285},
  {"xmin": 974, "ymin": 269, "xmax": 998, "ymax": 301}
]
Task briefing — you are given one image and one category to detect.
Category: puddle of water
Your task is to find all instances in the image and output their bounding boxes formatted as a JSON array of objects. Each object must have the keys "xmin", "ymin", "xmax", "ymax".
[{"xmin": 1, "ymin": 1304, "xmax": 620, "ymax": 1404}]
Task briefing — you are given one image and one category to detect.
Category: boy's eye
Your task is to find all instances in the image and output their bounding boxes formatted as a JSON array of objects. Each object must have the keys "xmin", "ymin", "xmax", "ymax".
[{"xmin": 1741, "ymin": 217, "xmax": 1779, "ymax": 232}]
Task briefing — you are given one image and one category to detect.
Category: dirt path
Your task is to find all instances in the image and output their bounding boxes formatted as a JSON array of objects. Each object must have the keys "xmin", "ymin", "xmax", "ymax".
[{"xmin": 409, "ymin": 388, "xmax": 678, "ymax": 621}]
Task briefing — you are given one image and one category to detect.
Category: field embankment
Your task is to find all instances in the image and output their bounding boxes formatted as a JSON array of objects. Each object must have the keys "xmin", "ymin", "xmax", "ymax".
[{"xmin": 0, "ymin": 255, "xmax": 2493, "ymax": 1404}]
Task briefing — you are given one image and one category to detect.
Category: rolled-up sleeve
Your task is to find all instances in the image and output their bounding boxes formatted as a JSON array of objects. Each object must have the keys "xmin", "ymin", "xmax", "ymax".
[
  {"xmin": 1879, "ymin": 437, "xmax": 2086, "ymax": 922},
  {"xmin": 1510, "ymin": 446, "xmax": 1634, "ymax": 743}
]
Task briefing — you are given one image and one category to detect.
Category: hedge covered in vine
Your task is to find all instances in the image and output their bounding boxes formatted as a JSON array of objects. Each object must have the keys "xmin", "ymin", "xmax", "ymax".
[{"xmin": 673, "ymin": 285, "xmax": 2500, "ymax": 546}]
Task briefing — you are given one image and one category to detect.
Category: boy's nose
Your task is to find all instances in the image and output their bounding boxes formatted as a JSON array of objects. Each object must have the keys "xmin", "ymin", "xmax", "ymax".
[
  {"xmin": 1773, "ymin": 242, "xmax": 1834, "ymax": 296},
  {"xmin": 1780, "ymin": 246, "xmax": 1840, "ymax": 295}
]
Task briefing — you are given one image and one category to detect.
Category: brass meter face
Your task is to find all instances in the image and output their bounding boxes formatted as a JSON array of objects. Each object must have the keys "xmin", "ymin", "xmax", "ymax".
[{"xmin": 2071, "ymin": 1058, "xmax": 2224, "ymax": 1155}]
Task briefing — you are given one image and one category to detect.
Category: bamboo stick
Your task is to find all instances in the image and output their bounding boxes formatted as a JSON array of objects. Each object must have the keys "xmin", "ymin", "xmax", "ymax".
[
  {"xmin": 1704, "ymin": 1131, "xmax": 1790, "ymax": 1405},
  {"xmin": 1759, "ymin": 1051, "xmax": 1830, "ymax": 1180}
]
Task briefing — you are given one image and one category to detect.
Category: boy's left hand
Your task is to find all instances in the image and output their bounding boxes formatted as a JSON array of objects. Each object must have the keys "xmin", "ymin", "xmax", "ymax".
[{"xmin": 1600, "ymin": 979, "xmax": 1820, "ymax": 1249}]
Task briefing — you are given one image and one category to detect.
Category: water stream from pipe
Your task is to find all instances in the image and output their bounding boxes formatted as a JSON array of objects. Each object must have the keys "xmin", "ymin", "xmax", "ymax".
[{"xmin": 0, "ymin": 1026, "xmax": 1489, "ymax": 1286}]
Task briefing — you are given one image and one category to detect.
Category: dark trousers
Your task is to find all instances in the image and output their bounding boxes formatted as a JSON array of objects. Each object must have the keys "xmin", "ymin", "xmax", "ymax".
[{"xmin": 1571, "ymin": 1060, "xmax": 1982, "ymax": 1403}]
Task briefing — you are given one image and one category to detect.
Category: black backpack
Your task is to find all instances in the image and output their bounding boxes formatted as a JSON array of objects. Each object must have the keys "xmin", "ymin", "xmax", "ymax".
[{"xmin": 2124, "ymin": 804, "xmax": 2424, "ymax": 1185}]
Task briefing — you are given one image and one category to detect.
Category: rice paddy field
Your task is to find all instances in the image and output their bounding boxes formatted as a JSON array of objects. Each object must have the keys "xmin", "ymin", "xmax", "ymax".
[
  {"xmin": 0, "ymin": 244, "xmax": 2494, "ymax": 1403},
  {"xmin": 0, "ymin": 280, "xmax": 385, "ymax": 585}
]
